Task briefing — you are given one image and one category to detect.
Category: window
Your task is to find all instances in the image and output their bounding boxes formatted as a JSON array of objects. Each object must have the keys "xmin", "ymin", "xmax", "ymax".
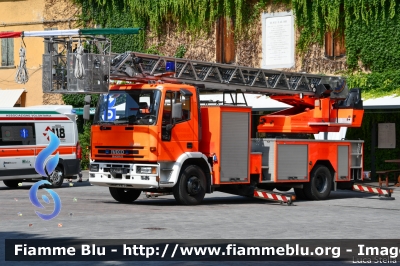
[
  {"xmin": 216, "ymin": 17, "xmax": 235, "ymax": 64},
  {"xmin": 180, "ymin": 94, "xmax": 191, "ymax": 122},
  {"xmin": 325, "ymin": 30, "xmax": 345, "ymax": 58},
  {"xmin": 162, "ymin": 92, "xmax": 191, "ymax": 125},
  {"xmin": 0, "ymin": 123, "xmax": 36, "ymax": 146},
  {"xmin": 95, "ymin": 90, "xmax": 161, "ymax": 125},
  {"xmin": 161, "ymin": 91, "xmax": 191, "ymax": 141},
  {"xmin": 1, "ymin": 37, "xmax": 14, "ymax": 66},
  {"xmin": 162, "ymin": 92, "xmax": 173, "ymax": 126}
]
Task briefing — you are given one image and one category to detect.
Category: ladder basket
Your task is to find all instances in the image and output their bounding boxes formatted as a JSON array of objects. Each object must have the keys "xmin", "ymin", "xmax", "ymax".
[{"xmin": 42, "ymin": 36, "xmax": 111, "ymax": 94}]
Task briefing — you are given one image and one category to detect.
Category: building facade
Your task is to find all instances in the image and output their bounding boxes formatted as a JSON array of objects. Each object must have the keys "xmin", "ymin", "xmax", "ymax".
[{"xmin": 0, "ymin": 0, "xmax": 78, "ymax": 107}]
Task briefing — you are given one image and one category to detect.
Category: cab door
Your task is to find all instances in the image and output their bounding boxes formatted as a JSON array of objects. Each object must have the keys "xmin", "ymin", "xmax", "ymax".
[{"xmin": 158, "ymin": 89, "xmax": 197, "ymax": 161}]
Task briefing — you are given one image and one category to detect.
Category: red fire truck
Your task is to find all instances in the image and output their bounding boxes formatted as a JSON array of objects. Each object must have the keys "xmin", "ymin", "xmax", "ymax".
[
  {"xmin": 7, "ymin": 29, "xmax": 390, "ymax": 204},
  {"xmin": 82, "ymin": 52, "xmax": 388, "ymax": 205}
]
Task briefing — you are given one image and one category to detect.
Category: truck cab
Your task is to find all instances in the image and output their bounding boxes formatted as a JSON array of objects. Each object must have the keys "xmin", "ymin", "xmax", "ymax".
[{"xmin": 89, "ymin": 83, "xmax": 207, "ymax": 201}]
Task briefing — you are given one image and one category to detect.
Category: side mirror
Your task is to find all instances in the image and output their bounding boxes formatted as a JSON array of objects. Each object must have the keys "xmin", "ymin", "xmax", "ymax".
[
  {"xmin": 171, "ymin": 102, "xmax": 182, "ymax": 119},
  {"xmin": 83, "ymin": 105, "xmax": 90, "ymax": 121}
]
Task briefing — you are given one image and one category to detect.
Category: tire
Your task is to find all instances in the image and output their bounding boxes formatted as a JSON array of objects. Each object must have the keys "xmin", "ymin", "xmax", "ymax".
[
  {"xmin": 303, "ymin": 165, "xmax": 332, "ymax": 200},
  {"xmin": 109, "ymin": 187, "xmax": 142, "ymax": 203},
  {"xmin": 3, "ymin": 180, "xmax": 20, "ymax": 188},
  {"xmin": 47, "ymin": 166, "xmax": 64, "ymax": 188},
  {"xmin": 294, "ymin": 188, "xmax": 307, "ymax": 200},
  {"xmin": 173, "ymin": 165, "xmax": 206, "ymax": 205}
]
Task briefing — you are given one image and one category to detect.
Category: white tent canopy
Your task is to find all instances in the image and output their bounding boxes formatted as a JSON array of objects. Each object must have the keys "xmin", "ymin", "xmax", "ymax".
[
  {"xmin": 199, "ymin": 93, "xmax": 291, "ymax": 111},
  {"xmin": 362, "ymin": 95, "xmax": 400, "ymax": 109},
  {"xmin": 0, "ymin": 89, "xmax": 25, "ymax": 107},
  {"xmin": 200, "ymin": 93, "xmax": 400, "ymax": 111}
]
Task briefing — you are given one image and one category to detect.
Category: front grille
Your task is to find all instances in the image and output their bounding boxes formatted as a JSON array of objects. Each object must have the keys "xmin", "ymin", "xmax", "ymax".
[{"xmin": 95, "ymin": 146, "xmax": 144, "ymax": 149}]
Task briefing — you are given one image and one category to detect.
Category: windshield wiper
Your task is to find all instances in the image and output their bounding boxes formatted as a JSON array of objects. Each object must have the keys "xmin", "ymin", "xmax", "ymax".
[{"xmin": 97, "ymin": 121, "xmax": 115, "ymax": 125}]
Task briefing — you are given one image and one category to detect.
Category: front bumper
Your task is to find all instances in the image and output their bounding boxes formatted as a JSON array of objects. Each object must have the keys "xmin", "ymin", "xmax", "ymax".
[{"xmin": 89, "ymin": 162, "xmax": 159, "ymax": 189}]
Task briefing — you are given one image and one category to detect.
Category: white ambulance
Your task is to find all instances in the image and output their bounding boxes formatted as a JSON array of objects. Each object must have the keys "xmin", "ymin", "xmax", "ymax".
[{"xmin": 0, "ymin": 105, "xmax": 82, "ymax": 188}]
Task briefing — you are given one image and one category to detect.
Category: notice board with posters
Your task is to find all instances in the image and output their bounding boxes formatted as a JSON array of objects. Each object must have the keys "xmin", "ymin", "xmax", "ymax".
[{"xmin": 378, "ymin": 123, "xmax": 396, "ymax": 148}]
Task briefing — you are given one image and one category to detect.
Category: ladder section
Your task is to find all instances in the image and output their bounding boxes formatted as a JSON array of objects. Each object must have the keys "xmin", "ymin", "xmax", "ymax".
[{"xmin": 110, "ymin": 52, "xmax": 347, "ymax": 97}]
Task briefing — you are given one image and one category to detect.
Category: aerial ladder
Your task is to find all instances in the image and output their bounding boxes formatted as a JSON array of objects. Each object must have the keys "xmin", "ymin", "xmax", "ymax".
[
  {"xmin": 107, "ymin": 51, "xmax": 363, "ymax": 134},
  {"xmin": 0, "ymin": 28, "xmax": 362, "ymax": 135}
]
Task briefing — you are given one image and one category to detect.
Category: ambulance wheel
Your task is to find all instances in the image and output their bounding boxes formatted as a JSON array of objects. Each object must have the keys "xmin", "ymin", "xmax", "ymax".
[
  {"xmin": 109, "ymin": 187, "xmax": 142, "ymax": 203},
  {"xmin": 294, "ymin": 188, "xmax": 307, "ymax": 200},
  {"xmin": 3, "ymin": 180, "xmax": 20, "ymax": 188},
  {"xmin": 303, "ymin": 165, "xmax": 332, "ymax": 200},
  {"xmin": 173, "ymin": 165, "xmax": 206, "ymax": 205},
  {"xmin": 47, "ymin": 167, "xmax": 64, "ymax": 188}
]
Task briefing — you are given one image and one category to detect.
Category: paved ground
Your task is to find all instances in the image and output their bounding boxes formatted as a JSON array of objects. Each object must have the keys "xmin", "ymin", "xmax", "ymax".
[{"xmin": 1, "ymin": 171, "xmax": 399, "ymax": 265}]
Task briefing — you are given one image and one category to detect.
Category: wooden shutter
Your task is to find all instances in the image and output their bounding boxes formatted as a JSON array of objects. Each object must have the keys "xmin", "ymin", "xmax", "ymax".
[
  {"xmin": 325, "ymin": 31, "xmax": 345, "ymax": 58},
  {"xmin": 216, "ymin": 17, "xmax": 235, "ymax": 64},
  {"xmin": 7, "ymin": 38, "xmax": 14, "ymax": 66},
  {"xmin": 1, "ymin": 39, "xmax": 6, "ymax": 66},
  {"xmin": 1, "ymin": 37, "xmax": 14, "ymax": 66},
  {"xmin": 325, "ymin": 32, "xmax": 334, "ymax": 57},
  {"xmin": 334, "ymin": 32, "xmax": 345, "ymax": 56}
]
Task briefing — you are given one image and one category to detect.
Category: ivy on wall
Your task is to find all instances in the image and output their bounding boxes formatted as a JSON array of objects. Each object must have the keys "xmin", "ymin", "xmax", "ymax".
[
  {"xmin": 73, "ymin": 0, "xmax": 291, "ymax": 38},
  {"xmin": 73, "ymin": 0, "xmax": 146, "ymax": 53},
  {"xmin": 292, "ymin": 0, "xmax": 345, "ymax": 55},
  {"xmin": 292, "ymin": 0, "xmax": 400, "ymax": 96},
  {"xmin": 346, "ymin": 71, "xmax": 400, "ymax": 98},
  {"xmin": 71, "ymin": 0, "xmax": 400, "ymax": 97}
]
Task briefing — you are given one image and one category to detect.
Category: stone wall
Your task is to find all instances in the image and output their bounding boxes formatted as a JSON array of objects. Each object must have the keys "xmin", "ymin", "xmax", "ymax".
[{"xmin": 145, "ymin": 3, "xmax": 348, "ymax": 75}]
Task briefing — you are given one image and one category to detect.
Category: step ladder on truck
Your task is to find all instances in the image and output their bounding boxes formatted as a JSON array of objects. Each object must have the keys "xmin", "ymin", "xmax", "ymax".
[{"xmin": 4, "ymin": 29, "xmax": 392, "ymax": 203}]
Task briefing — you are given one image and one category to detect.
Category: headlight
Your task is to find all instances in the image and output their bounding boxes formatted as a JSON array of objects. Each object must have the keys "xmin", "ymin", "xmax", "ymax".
[
  {"xmin": 90, "ymin": 164, "xmax": 99, "ymax": 172},
  {"xmin": 137, "ymin": 166, "xmax": 157, "ymax": 174}
]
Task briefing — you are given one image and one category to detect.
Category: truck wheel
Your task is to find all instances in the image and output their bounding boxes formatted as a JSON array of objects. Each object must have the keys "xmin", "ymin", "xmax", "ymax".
[
  {"xmin": 3, "ymin": 180, "xmax": 20, "ymax": 188},
  {"xmin": 304, "ymin": 165, "xmax": 332, "ymax": 200},
  {"xmin": 109, "ymin": 187, "xmax": 142, "ymax": 203},
  {"xmin": 47, "ymin": 167, "xmax": 64, "ymax": 188},
  {"xmin": 173, "ymin": 165, "xmax": 206, "ymax": 205}
]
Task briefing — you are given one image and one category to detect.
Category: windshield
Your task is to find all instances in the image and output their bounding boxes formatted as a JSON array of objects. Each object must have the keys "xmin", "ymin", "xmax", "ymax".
[{"xmin": 94, "ymin": 90, "xmax": 161, "ymax": 125}]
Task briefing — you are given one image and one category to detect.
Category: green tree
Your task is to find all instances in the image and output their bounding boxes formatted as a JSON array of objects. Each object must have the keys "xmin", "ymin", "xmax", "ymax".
[
  {"xmin": 79, "ymin": 122, "xmax": 92, "ymax": 170},
  {"xmin": 63, "ymin": 95, "xmax": 98, "ymax": 170}
]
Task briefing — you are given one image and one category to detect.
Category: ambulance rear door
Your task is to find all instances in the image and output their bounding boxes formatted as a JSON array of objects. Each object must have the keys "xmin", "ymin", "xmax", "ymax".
[{"xmin": 0, "ymin": 121, "xmax": 39, "ymax": 179}]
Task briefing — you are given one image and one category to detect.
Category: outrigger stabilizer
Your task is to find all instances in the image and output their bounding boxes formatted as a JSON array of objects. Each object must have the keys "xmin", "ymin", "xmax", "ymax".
[
  {"xmin": 352, "ymin": 183, "xmax": 395, "ymax": 200},
  {"xmin": 253, "ymin": 188, "xmax": 296, "ymax": 205}
]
